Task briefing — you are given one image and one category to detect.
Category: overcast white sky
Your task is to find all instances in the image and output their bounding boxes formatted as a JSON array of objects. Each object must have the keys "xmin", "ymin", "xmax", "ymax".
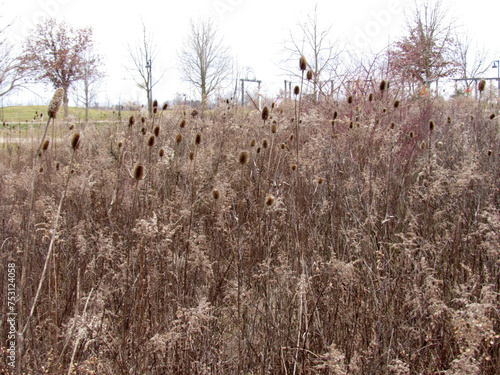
[{"xmin": 2, "ymin": 0, "xmax": 500, "ymax": 106}]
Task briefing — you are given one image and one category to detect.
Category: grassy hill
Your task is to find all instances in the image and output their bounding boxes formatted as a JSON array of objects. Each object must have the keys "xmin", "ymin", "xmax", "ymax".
[{"xmin": 0, "ymin": 105, "xmax": 136, "ymax": 124}]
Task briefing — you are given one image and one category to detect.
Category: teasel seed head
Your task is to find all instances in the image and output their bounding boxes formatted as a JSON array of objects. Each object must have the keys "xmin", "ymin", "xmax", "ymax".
[
  {"xmin": 490, "ymin": 113, "xmax": 496, "ymax": 120},
  {"xmin": 368, "ymin": 93, "xmax": 373, "ymax": 102},
  {"xmin": 195, "ymin": 133, "xmax": 201, "ymax": 145},
  {"xmin": 147, "ymin": 134, "xmax": 155, "ymax": 147},
  {"xmin": 262, "ymin": 139, "xmax": 269, "ymax": 149},
  {"xmin": 420, "ymin": 141, "xmax": 426, "ymax": 150},
  {"xmin": 271, "ymin": 102, "xmax": 275, "ymax": 109},
  {"xmin": 55, "ymin": 162, "xmax": 60, "ymax": 171},
  {"xmin": 250, "ymin": 139, "xmax": 256, "ymax": 147},
  {"xmin": 256, "ymin": 147, "xmax": 261, "ymax": 154},
  {"xmin": 299, "ymin": 56, "xmax": 307, "ymax": 71},
  {"xmin": 280, "ymin": 143, "xmax": 286, "ymax": 150},
  {"xmin": 159, "ymin": 148, "xmax": 164, "ymax": 158},
  {"xmin": 212, "ymin": 189, "xmax": 220, "ymax": 200},
  {"xmin": 290, "ymin": 134, "xmax": 294, "ymax": 141},
  {"xmin": 291, "ymin": 164, "xmax": 297, "ymax": 171},
  {"xmin": 39, "ymin": 167, "xmax": 43, "ymax": 173},
  {"xmin": 69, "ymin": 124, "xmax": 74, "ymax": 130},
  {"xmin": 349, "ymin": 122, "xmax": 353, "ymax": 129},
  {"xmin": 333, "ymin": 111, "xmax": 338, "ymax": 119},
  {"xmin": 347, "ymin": 95, "xmax": 353, "ymax": 104},
  {"xmin": 189, "ymin": 151, "xmax": 195, "ymax": 160},
  {"xmin": 394, "ymin": 100, "xmax": 400, "ymax": 108},
  {"xmin": 294, "ymin": 85, "xmax": 300, "ymax": 96},
  {"xmin": 162, "ymin": 103, "xmax": 168, "ymax": 111},
  {"xmin": 478, "ymin": 79, "xmax": 486, "ymax": 92},
  {"xmin": 153, "ymin": 99, "xmax": 158, "ymax": 109},
  {"xmin": 141, "ymin": 127, "xmax": 146, "ymax": 135},
  {"xmin": 306, "ymin": 69, "xmax": 313, "ymax": 81},
  {"xmin": 175, "ymin": 132, "xmax": 183, "ymax": 144},
  {"xmin": 118, "ymin": 141, "xmax": 123, "ymax": 148},
  {"xmin": 238, "ymin": 150, "xmax": 249, "ymax": 165},
  {"xmin": 70, "ymin": 133, "xmax": 80, "ymax": 150},
  {"xmin": 153, "ymin": 107, "xmax": 158, "ymax": 114},
  {"xmin": 265, "ymin": 195, "xmax": 275, "ymax": 207},
  {"xmin": 42, "ymin": 139, "xmax": 50, "ymax": 151},
  {"xmin": 47, "ymin": 88, "xmax": 64, "ymax": 119},
  {"xmin": 488, "ymin": 149, "xmax": 492, "ymax": 157},
  {"xmin": 180, "ymin": 119, "xmax": 186, "ymax": 128},
  {"xmin": 262, "ymin": 106, "xmax": 270, "ymax": 121},
  {"xmin": 447, "ymin": 116, "xmax": 451, "ymax": 124},
  {"xmin": 154, "ymin": 126, "xmax": 160, "ymax": 137},
  {"xmin": 271, "ymin": 123, "xmax": 277, "ymax": 134},
  {"xmin": 128, "ymin": 115, "xmax": 135, "ymax": 127},
  {"xmin": 141, "ymin": 116, "xmax": 146, "ymax": 124},
  {"xmin": 390, "ymin": 122, "xmax": 395, "ymax": 129},
  {"xmin": 133, "ymin": 163, "xmax": 145, "ymax": 181},
  {"xmin": 317, "ymin": 177, "xmax": 324, "ymax": 185},
  {"xmin": 383, "ymin": 108, "xmax": 387, "ymax": 113},
  {"xmin": 429, "ymin": 120, "xmax": 435, "ymax": 132},
  {"xmin": 379, "ymin": 80, "xmax": 387, "ymax": 92},
  {"xmin": 409, "ymin": 131, "xmax": 414, "ymax": 139}
]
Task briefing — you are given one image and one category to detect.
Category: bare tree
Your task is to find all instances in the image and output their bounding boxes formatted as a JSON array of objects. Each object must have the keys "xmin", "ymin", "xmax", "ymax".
[
  {"xmin": 126, "ymin": 22, "xmax": 162, "ymax": 116},
  {"xmin": 388, "ymin": 0, "xmax": 458, "ymax": 93},
  {"xmin": 0, "ymin": 20, "xmax": 26, "ymax": 98},
  {"xmin": 282, "ymin": 5, "xmax": 343, "ymax": 101},
  {"xmin": 454, "ymin": 32, "xmax": 490, "ymax": 94},
  {"xmin": 178, "ymin": 17, "xmax": 232, "ymax": 112},
  {"xmin": 72, "ymin": 51, "xmax": 104, "ymax": 122}
]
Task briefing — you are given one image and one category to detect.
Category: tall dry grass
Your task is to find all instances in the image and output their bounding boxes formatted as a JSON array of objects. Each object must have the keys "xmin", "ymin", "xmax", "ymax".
[{"xmin": 0, "ymin": 82, "xmax": 499, "ymax": 374}]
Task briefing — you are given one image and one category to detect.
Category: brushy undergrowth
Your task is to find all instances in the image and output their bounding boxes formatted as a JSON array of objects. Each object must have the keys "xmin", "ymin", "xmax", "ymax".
[{"xmin": 1, "ymin": 83, "xmax": 499, "ymax": 374}]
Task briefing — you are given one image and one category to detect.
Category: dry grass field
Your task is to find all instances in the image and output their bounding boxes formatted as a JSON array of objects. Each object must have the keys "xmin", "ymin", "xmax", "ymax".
[{"xmin": 0, "ymin": 82, "xmax": 499, "ymax": 374}]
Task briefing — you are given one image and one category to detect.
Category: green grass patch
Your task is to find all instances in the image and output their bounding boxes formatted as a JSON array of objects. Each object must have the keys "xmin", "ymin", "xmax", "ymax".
[{"xmin": 0, "ymin": 105, "xmax": 137, "ymax": 124}]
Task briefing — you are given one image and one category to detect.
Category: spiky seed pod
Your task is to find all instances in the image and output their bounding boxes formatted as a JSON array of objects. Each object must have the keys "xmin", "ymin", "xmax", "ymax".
[
  {"xmin": 333, "ymin": 111, "xmax": 338, "ymax": 119},
  {"xmin": 250, "ymin": 139, "xmax": 256, "ymax": 147},
  {"xmin": 488, "ymin": 150, "xmax": 492, "ymax": 156},
  {"xmin": 291, "ymin": 164, "xmax": 297, "ymax": 171},
  {"xmin": 394, "ymin": 100, "xmax": 400, "ymax": 108},
  {"xmin": 271, "ymin": 102, "xmax": 275, "ymax": 109},
  {"xmin": 133, "ymin": 163, "xmax": 145, "ymax": 181},
  {"xmin": 189, "ymin": 152, "xmax": 195, "ymax": 161},
  {"xmin": 71, "ymin": 169, "xmax": 74, "ymax": 174},
  {"xmin": 294, "ymin": 85, "xmax": 300, "ymax": 96},
  {"xmin": 42, "ymin": 140, "xmax": 50, "ymax": 151},
  {"xmin": 347, "ymin": 95, "xmax": 353, "ymax": 104},
  {"xmin": 128, "ymin": 115, "xmax": 135, "ymax": 127},
  {"xmin": 349, "ymin": 122, "xmax": 353, "ymax": 129},
  {"xmin": 299, "ymin": 56, "xmax": 307, "ymax": 71},
  {"xmin": 420, "ymin": 141, "xmax": 426, "ymax": 150},
  {"xmin": 490, "ymin": 113, "xmax": 496, "ymax": 120},
  {"xmin": 256, "ymin": 147, "xmax": 261, "ymax": 154},
  {"xmin": 368, "ymin": 93, "xmax": 373, "ymax": 102},
  {"xmin": 195, "ymin": 133, "xmax": 201, "ymax": 145},
  {"xmin": 118, "ymin": 141, "xmax": 123, "ymax": 148},
  {"xmin": 162, "ymin": 103, "xmax": 168, "ymax": 111},
  {"xmin": 306, "ymin": 69, "xmax": 313, "ymax": 81},
  {"xmin": 409, "ymin": 131, "xmax": 414, "ymax": 139},
  {"xmin": 69, "ymin": 124, "xmax": 74, "ymax": 130},
  {"xmin": 141, "ymin": 116, "xmax": 146, "ymax": 124},
  {"xmin": 212, "ymin": 189, "xmax": 220, "ymax": 200},
  {"xmin": 238, "ymin": 150, "xmax": 249, "ymax": 165},
  {"xmin": 159, "ymin": 148, "xmax": 164, "ymax": 158},
  {"xmin": 175, "ymin": 133, "xmax": 183, "ymax": 143},
  {"xmin": 280, "ymin": 143, "xmax": 286, "ymax": 149},
  {"xmin": 147, "ymin": 135, "xmax": 155, "ymax": 147},
  {"xmin": 478, "ymin": 79, "xmax": 486, "ymax": 92},
  {"xmin": 55, "ymin": 162, "xmax": 60, "ymax": 171},
  {"xmin": 265, "ymin": 195, "xmax": 275, "ymax": 207},
  {"xmin": 331, "ymin": 120, "xmax": 335, "ymax": 127},
  {"xmin": 153, "ymin": 107, "xmax": 158, "ymax": 114},
  {"xmin": 39, "ymin": 167, "xmax": 43, "ymax": 173},
  {"xmin": 271, "ymin": 123, "xmax": 277, "ymax": 134},
  {"xmin": 317, "ymin": 177, "xmax": 324, "ymax": 185},
  {"xmin": 154, "ymin": 126, "xmax": 160, "ymax": 137},
  {"xmin": 153, "ymin": 99, "xmax": 158, "ymax": 109},
  {"xmin": 262, "ymin": 106, "xmax": 270, "ymax": 121},
  {"xmin": 380, "ymin": 80, "xmax": 387, "ymax": 92},
  {"xmin": 47, "ymin": 88, "xmax": 64, "ymax": 119},
  {"xmin": 383, "ymin": 108, "xmax": 387, "ymax": 113},
  {"xmin": 141, "ymin": 127, "xmax": 146, "ymax": 135},
  {"xmin": 390, "ymin": 122, "xmax": 395, "ymax": 129},
  {"xmin": 429, "ymin": 121, "xmax": 435, "ymax": 132},
  {"xmin": 262, "ymin": 139, "xmax": 269, "ymax": 149},
  {"xmin": 447, "ymin": 116, "xmax": 451, "ymax": 124},
  {"xmin": 70, "ymin": 133, "xmax": 80, "ymax": 150},
  {"xmin": 180, "ymin": 120, "xmax": 186, "ymax": 128}
]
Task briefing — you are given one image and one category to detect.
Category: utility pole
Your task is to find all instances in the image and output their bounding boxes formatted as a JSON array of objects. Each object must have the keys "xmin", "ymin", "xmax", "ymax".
[{"xmin": 146, "ymin": 59, "xmax": 152, "ymax": 115}]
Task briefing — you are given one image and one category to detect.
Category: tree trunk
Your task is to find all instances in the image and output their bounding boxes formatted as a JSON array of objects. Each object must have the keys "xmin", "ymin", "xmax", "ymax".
[{"xmin": 63, "ymin": 86, "xmax": 69, "ymax": 119}]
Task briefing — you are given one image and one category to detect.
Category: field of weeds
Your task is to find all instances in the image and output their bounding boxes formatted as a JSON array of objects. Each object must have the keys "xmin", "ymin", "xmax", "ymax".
[{"xmin": 1, "ymin": 81, "xmax": 499, "ymax": 374}]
